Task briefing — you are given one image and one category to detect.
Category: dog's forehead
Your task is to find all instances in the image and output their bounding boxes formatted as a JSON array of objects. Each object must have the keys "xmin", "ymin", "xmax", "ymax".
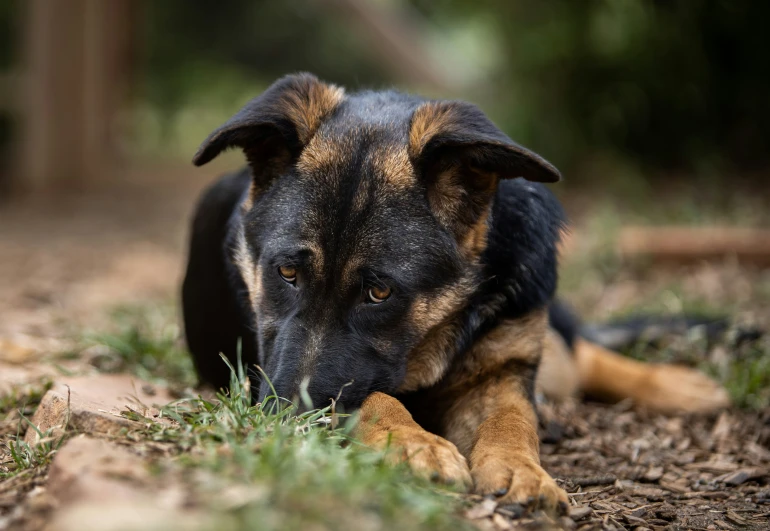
[
  {"xmin": 330, "ymin": 91, "xmax": 421, "ymax": 133},
  {"xmin": 295, "ymin": 93, "xmax": 425, "ymax": 203}
]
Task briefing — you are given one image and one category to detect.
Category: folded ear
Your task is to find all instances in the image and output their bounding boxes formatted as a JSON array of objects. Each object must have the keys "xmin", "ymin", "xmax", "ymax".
[
  {"xmin": 408, "ymin": 100, "xmax": 561, "ymax": 257},
  {"xmin": 409, "ymin": 100, "xmax": 560, "ymax": 184},
  {"xmin": 193, "ymin": 72, "xmax": 344, "ymax": 188}
]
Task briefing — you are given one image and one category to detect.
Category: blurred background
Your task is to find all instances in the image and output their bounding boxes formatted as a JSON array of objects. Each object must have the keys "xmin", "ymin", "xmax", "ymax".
[{"xmin": 0, "ymin": 0, "xmax": 768, "ymax": 404}]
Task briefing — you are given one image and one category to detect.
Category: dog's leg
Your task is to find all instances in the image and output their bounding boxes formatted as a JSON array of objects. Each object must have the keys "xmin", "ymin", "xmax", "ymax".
[
  {"xmin": 535, "ymin": 328, "xmax": 581, "ymax": 401},
  {"xmin": 442, "ymin": 311, "xmax": 569, "ymax": 513},
  {"xmin": 573, "ymin": 338, "xmax": 730, "ymax": 414},
  {"xmin": 355, "ymin": 392, "xmax": 471, "ymax": 487},
  {"xmin": 445, "ymin": 373, "xmax": 568, "ymax": 513}
]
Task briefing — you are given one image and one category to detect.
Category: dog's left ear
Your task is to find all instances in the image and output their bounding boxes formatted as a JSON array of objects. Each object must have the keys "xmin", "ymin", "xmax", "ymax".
[
  {"xmin": 409, "ymin": 100, "xmax": 560, "ymax": 184},
  {"xmin": 409, "ymin": 100, "xmax": 560, "ymax": 254},
  {"xmin": 192, "ymin": 72, "xmax": 344, "ymax": 188}
]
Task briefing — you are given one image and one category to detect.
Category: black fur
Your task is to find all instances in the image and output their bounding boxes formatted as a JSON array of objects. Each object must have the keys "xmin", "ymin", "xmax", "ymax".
[
  {"xmin": 548, "ymin": 300, "xmax": 580, "ymax": 350},
  {"xmin": 182, "ymin": 169, "xmax": 258, "ymax": 388}
]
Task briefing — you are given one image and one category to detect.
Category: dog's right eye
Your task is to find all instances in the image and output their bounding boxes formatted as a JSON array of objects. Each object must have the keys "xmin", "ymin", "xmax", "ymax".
[{"xmin": 278, "ymin": 265, "xmax": 297, "ymax": 284}]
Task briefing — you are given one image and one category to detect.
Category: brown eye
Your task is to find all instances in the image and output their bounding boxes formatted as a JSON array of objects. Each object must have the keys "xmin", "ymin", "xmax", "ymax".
[
  {"xmin": 367, "ymin": 285, "xmax": 391, "ymax": 304},
  {"xmin": 278, "ymin": 265, "xmax": 297, "ymax": 283}
]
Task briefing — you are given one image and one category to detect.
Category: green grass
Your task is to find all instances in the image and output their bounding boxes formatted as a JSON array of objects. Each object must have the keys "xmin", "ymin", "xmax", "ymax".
[
  {"xmin": 707, "ymin": 343, "xmax": 770, "ymax": 410},
  {"xmin": 0, "ymin": 380, "xmax": 51, "ymax": 419},
  {"xmin": 1, "ymin": 421, "xmax": 66, "ymax": 479},
  {"xmin": 86, "ymin": 303, "xmax": 197, "ymax": 388},
  {"xmin": 0, "ymin": 379, "xmax": 62, "ymax": 479},
  {"xmin": 123, "ymin": 353, "xmax": 472, "ymax": 531}
]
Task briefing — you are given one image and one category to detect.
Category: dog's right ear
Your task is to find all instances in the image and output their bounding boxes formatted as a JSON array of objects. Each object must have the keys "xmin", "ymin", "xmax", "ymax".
[{"xmin": 192, "ymin": 73, "xmax": 344, "ymax": 187}]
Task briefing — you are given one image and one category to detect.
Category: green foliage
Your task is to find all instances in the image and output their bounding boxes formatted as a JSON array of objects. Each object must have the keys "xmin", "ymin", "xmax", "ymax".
[
  {"xmin": 435, "ymin": 0, "xmax": 770, "ymax": 173},
  {"xmin": 128, "ymin": 0, "xmax": 770, "ymax": 176}
]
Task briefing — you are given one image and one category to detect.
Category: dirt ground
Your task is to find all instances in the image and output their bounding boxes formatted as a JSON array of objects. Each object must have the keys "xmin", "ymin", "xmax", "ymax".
[
  {"xmin": 536, "ymin": 402, "xmax": 770, "ymax": 530},
  {"xmin": 1, "ymin": 167, "xmax": 768, "ymax": 530}
]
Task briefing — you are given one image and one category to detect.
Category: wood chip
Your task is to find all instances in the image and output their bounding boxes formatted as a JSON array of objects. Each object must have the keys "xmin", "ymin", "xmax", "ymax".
[
  {"xmin": 569, "ymin": 506, "xmax": 592, "ymax": 521},
  {"xmin": 721, "ymin": 468, "xmax": 767, "ymax": 485},
  {"xmin": 464, "ymin": 498, "xmax": 497, "ymax": 520}
]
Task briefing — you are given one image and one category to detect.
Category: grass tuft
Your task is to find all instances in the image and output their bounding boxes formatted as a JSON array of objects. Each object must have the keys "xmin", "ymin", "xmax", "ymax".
[
  {"xmin": 0, "ymin": 380, "xmax": 64, "ymax": 479},
  {"xmin": 122, "ymin": 346, "xmax": 472, "ymax": 531},
  {"xmin": 85, "ymin": 303, "xmax": 197, "ymax": 387}
]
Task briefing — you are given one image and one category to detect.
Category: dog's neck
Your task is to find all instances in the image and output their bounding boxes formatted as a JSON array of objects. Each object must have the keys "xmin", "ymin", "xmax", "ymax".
[{"xmin": 397, "ymin": 179, "xmax": 565, "ymax": 393}]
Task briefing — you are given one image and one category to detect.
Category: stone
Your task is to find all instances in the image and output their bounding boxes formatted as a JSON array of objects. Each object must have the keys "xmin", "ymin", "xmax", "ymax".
[
  {"xmin": 44, "ymin": 436, "xmax": 215, "ymax": 531},
  {"xmin": 46, "ymin": 435, "xmax": 150, "ymax": 504},
  {"xmin": 568, "ymin": 506, "xmax": 592, "ymax": 521},
  {"xmin": 24, "ymin": 373, "xmax": 175, "ymax": 444}
]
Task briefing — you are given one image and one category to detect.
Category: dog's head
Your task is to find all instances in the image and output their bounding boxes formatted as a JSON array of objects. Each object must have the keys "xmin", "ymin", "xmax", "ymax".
[{"xmin": 194, "ymin": 73, "xmax": 560, "ymax": 409}]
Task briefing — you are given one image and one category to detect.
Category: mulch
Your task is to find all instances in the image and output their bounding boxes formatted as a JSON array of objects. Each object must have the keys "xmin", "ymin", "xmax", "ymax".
[{"xmin": 465, "ymin": 400, "xmax": 770, "ymax": 530}]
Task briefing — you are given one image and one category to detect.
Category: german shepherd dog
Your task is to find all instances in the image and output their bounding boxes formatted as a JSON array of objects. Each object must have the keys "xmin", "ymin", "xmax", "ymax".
[{"xmin": 182, "ymin": 73, "xmax": 730, "ymax": 513}]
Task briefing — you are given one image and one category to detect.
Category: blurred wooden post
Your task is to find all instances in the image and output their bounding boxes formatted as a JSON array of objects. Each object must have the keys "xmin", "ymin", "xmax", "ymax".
[
  {"xmin": 619, "ymin": 227, "xmax": 770, "ymax": 266},
  {"xmin": 16, "ymin": 0, "xmax": 133, "ymax": 191}
]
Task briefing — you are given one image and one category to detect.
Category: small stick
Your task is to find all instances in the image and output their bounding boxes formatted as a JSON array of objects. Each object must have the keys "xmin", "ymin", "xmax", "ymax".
[{"xmin": 572, "ymin": 475, "xmax": 618, "ymax": 487}]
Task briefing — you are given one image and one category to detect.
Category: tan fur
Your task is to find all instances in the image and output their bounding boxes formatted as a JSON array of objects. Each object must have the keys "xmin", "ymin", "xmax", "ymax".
[
  {"xmin": 397, "ymin": 279, "xmax": 477, "ymax": 392},
  {"xmin": 233, "ymin": 228, "xmax": 259, "ymax": 307},
  {"xmin": 436, "ymin": 310, "xmax": 546, "ymax": 455},
  {"xmin": 386, "ymin": 309, "xmax": 568, "ymax": 512},
  {"xmin": 296, "ymin": 132, "xmax": 349, "ymax": 178},
  {"xmin": 458, "ymin": 202, "xmax": 492, "ymax": 261},
  {"xmin": 409, "ymin": 104, "xmax": 498, "ymax": 257},
  {"xmin": 457, "ymin": 310, "xmax": 546, "ymax": 376},
  {"xmin": 355, "ymin": 392, "xmax": 471, "ymax": 487},
  {"xmin": 397, "ymin": 318, "xmax": 461, "ymax": 393},
  {"xmin": 240, "ymin": 182, "xmax": 256, "ymax": 212},
  {"xmin": 281, "ymin": 77, "xmax": 345, "ymax": 145},
  {"xmin": 434, "ymin": 309, "xmax": 568, "ymax": 511},
  {"xmin": 535, "ymin": 327, "xmax": 581, "ymax": 401},
  {"xmin": 369, "ymin": 144, "xmax": 415, "ymax": 190},
  {"xmin": 425, "ymin": 166, "xmax": 465, "ymax": 228},
  {"xmin": 408, "ymin": 101, "xmax": 459, "ymax": 160},
  {"xmin": 574, "ymin": 338, "xmax": 731, "ymax": 414}
]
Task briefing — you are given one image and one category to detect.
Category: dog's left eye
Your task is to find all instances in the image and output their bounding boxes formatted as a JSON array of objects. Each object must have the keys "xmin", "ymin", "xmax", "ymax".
[
  {"xmin": 278, "ymin": 265, "xmax": 297, "ymax": 284},
  {"xmin": 367, "ymin": 286, "xmax": 392, "ymax": 304}
]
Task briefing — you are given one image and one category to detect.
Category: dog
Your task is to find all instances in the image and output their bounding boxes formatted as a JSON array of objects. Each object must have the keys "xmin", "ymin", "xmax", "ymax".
[{"xmin": 182, "ymin": 73, "xmax": 730, "ymax": 513}]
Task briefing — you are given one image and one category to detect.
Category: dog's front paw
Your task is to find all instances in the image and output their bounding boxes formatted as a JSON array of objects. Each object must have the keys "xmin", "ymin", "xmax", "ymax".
[
  {"xmin": 472, "ymin": 453, "xmax": 568, "ymax": 515},
  {"xmin": 367, "ymin": 426, "xmax": 472, "ymax": 488}
]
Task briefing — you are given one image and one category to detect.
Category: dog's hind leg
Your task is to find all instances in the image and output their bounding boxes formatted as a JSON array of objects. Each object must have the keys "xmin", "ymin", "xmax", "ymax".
[
  {"xmin": 535, "ymin": 328, "xmax": 581, "ymax": 401},
  {"xmin": 572, "ymin": 338, "xmax": 730, "ymax": 414},
  {"xmin": 542, "ymin": 300, "xmax": 730, "ymax": 414}
]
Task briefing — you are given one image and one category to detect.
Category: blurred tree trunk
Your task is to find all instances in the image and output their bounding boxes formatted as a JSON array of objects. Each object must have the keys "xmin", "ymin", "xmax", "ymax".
[{"xmin": 15, "ymin": 0, "xmax": 133, "ymax": 191}]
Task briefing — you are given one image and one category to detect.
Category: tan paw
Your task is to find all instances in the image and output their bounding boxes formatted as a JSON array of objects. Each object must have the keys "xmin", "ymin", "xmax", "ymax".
[
  {"xmin": 472, "ymin": 454, "xmax": 568, "ymax": 515},
  {"xmin": 639, "ymin": 364, "xmax": 731, "ymax": 414},
  {"xmin": 368, "ymin": 426, "xmax": 472, "ymax": 488}
]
